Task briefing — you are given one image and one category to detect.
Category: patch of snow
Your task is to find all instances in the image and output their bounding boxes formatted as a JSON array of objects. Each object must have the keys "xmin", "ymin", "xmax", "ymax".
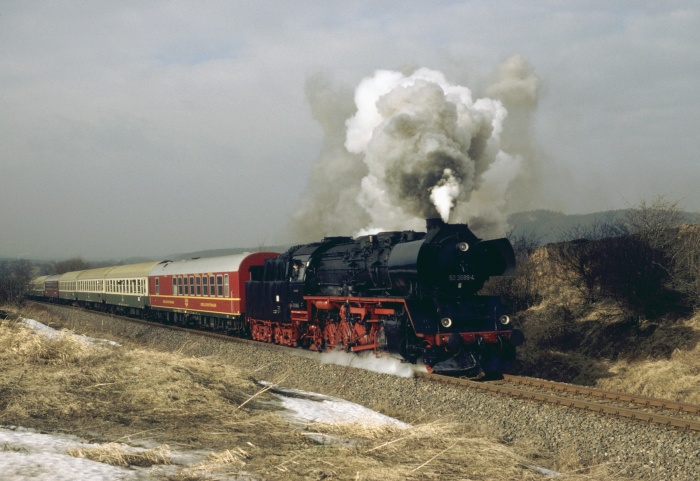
[
  {"xmin": 0, "ymin": 426, "xmax": 150, "ymax": 481},
  {"xmin": 20, "ymin": 317, "xmax": 121, "ymax": 347},
  {"xmin": 262, "ymin": 383, "xmax": 410, "ymax": 428},
  {"xmin": 526, "ymin": 464, "xmax": 565, "ymax": 477}
]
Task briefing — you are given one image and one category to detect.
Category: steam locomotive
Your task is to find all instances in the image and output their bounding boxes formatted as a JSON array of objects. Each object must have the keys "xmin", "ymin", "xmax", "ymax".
[
  {"xmin": 247, "ymin": 218, "xmax": 523, "ymax": 376},
  {"xmin": 29, "ymin": 219, "xmax": 523, "ymax": 377}
]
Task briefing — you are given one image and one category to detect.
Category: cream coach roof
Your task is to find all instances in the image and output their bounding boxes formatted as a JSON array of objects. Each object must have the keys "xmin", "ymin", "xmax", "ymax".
[
  {"xmin": 149, "ymin": 254, "xmax": 256, "ymax": 277},
  {"xmin": 75, "ymin": 266, "xmax": 117, "ymax": 281},
  {"xmin": 104, "ymin": 261, "xmax": 163, "ymax": 280},
  {"xmin": 59, "ymin": 270, "xmax": 84, "ymax": 282}
]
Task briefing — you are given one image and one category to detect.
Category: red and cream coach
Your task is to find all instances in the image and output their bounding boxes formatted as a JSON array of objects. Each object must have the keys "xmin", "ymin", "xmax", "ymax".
[{"xmin": 148, "ymin": 252, "xmax": 278, "ymax": 334}]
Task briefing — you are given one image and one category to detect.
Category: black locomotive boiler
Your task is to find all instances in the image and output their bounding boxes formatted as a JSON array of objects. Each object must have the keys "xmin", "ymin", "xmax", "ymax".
[{"xmin": 246, "ymin": 218, "xmax": 524, "ymax": 376}]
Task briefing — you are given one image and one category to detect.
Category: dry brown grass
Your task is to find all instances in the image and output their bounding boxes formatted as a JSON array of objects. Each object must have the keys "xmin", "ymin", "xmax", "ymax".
[
  {"xmin": 67, "ymin": 442, "xmax": 172, "ymax": 466},
  {"xmin": 0, "ymin": 307, "xmax": 639, "ymax": 480},
  {"xmin": 595, "ymin": 315, "xmax": 700, "ymax": 403}
]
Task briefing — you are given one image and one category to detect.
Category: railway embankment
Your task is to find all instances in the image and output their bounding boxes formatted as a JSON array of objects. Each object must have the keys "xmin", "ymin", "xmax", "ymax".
[{"xmin": 8, "ymin": 302, "xmax": 700, "ymax": 481}]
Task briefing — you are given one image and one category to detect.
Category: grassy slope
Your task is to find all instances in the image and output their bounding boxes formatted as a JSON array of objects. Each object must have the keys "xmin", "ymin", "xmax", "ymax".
[
  {"xmin": 1, "ymin": 306, "xmax": 636, "ymax": 481},
  {"xmin": 511, "ymin": 249, "xmax": 700, "ymax": 403}
]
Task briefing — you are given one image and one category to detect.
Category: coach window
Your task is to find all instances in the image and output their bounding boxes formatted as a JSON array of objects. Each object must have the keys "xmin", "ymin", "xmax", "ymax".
[
  {"xmin": 155, "ymin": 277, "xmax": 160, "ymax": 295},
  {"xmin": 196, "ymin": 276, "xmax": 201, "ymax": 296},
  {"xmin": 224, "ymin": 274, "xmax": 229, "ymax": 298},
  {"xmin": 203, "ymin": 276, "xmax": 209, "ymax": 296},
  {"xmin": 216, "ymin": 275, "xmax": 223, "ymax": 297},
  {"xmin": 189, "ymin": 276, "xmax": 195, "ymax": 296},
  {"xmin": 209, "ymin": 276, "xmax": 215, "ymax": 296},
  {"xmin": 172, "ymin": 277, "xmax": 177, "ymax": 296}
]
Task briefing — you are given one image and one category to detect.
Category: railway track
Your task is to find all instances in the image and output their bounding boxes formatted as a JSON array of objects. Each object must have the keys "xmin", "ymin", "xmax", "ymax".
[
  {"xmin": 27, "ymin": 301, "xmax": 700, "ymax": 433},
  {"xmin": 416, "ymin": 371, "xmax": 700, "ymax": 432}
]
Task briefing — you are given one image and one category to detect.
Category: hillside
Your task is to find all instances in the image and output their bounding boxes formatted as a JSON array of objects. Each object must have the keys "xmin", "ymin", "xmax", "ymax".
[
  {"xmin": 486, "ymin": 212, "xmax": 700, "ymax": 403},
  {"xmin": 508, "ymin": 209, "xmax": 700, "ymax": 244}
]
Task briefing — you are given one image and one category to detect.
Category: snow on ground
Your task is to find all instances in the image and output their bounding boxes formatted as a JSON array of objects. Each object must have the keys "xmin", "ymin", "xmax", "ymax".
[
  {"xmin": 21, "ymin": 317, "xmax": 121, "ymax": 346},
  {"xmin": 0, "ymin": 426, "xmax": 152, "ymax": 481},
  {"xmin": 0, "ymin": 319, "xmax": 410, "ymax": 480},
  {"xmin": 4, "ymin": 318, "xmax": 563, "ymax": 478},
  {"xmin": 262, "ymin": 383, "xmax": 410, "ymax": 428},
  {"xmin": 0, "ymin": 386, "xmax": 409, "ymax": 481}
]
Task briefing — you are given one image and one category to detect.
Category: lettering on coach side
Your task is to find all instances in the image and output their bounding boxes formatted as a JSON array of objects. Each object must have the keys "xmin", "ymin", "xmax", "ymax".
[
  {"xmin": 200, "ymin": 302, "xmax": 217, "ymax": 308},
  {"xmin": 162, "ymin": 300, "xmax": 175, "ymax": 305}
]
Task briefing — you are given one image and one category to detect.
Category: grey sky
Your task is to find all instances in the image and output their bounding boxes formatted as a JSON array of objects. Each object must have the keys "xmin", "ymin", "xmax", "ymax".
[{"xmin": 1, "ymin": 2, "xmax": 698, "ymax": 259}]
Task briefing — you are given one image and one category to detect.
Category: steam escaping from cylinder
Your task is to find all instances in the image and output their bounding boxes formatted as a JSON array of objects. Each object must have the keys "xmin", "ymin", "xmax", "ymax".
[{"xmin": 290, "ymin": 57, "xmax": 539, "ymax": 241}]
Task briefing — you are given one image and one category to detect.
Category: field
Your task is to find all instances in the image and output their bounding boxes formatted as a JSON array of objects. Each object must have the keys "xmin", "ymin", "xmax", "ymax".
[{"xmin": 0, "ymin": 304, "xmax": 639, "ymax": 481}]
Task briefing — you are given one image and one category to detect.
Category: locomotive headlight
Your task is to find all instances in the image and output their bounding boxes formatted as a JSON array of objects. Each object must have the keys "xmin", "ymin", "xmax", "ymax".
[
  {"xmin": 457, "ymin": 242, "xmax": 469, "ymax": 252},
  {"xmin": 499, "ymin": 315, "xmax": 511, "ymax": 325},
  {"xmin": 440, "ymin": 317, "xmax": 453, "ymax": 328}
]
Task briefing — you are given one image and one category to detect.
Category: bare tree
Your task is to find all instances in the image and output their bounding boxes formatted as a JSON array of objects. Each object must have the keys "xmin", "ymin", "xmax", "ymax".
[
  {"xmin": 554, "ymin": 221, "xmax": 620, "ymax": 304},
  {"xmin": 553, "ymin": 196, "xmax": 690, "ymax": 319},
  {"xmin": 669, "ymin": 225, "xmax": 700, "ymax": 308},
  {"xmin": 0, "ymin": 259, "xmax": 34, "ymax": 306},
  {"xmin": 52, "ymin": 257, "xmax": 92, "ymax": 274}
]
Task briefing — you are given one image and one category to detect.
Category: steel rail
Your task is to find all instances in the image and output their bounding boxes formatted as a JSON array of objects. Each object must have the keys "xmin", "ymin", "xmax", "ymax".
[
  {"xmin": 501, "ymin": 374, "xmax": 700, "ymax": 415},
  {"xmin": 416, "ymin": 372, "xmax": 700, "ymax": 432}
]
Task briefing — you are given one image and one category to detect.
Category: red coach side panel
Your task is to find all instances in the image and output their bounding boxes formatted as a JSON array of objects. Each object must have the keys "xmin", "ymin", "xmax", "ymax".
[{"xmin": 148, "ymin": 252, "xmax": 278, "ymax": 319}]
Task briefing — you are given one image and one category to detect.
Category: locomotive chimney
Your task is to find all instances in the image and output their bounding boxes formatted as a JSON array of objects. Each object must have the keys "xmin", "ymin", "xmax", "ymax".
[{"xmin": 426, "ymin": 218, "xmax": 446, "ymax": 231}]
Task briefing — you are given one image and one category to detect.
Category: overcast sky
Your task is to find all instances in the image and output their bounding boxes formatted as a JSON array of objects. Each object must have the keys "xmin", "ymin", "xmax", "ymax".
[{"xmin": 1, "ymin": 2, "xmax": 698, "ymax": 260}]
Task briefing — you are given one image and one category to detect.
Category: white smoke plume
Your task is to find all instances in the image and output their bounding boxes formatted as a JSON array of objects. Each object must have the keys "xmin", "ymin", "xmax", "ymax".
[{"xmin": 290, "ymin": 57, "xmax": 539, "ymax": 241}]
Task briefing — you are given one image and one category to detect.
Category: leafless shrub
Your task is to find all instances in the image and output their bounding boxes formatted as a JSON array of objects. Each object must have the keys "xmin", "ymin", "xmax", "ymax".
[
  {"xmin": 0, "ymin": 259, "xmax": 33, "ymax": 306},
  {"xmin": 669, "ymin": 224, "xmax": 700, "ymax": 308},
  {"xmin": 553, "ymin": 197, "xmax": 691, "ymax": 320}
]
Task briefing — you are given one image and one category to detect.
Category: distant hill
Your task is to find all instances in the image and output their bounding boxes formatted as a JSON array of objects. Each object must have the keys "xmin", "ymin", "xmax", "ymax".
[
  {"xmin": 161, "ymin": 209, "xmax": 700, "ymax": 260},
  {"xmin": 507, "ymin": 209, "xmax": 700, "ymax": 245}
]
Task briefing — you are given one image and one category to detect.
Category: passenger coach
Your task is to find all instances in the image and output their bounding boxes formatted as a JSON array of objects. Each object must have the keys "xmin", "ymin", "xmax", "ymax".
[
  {"xmin": 104, "ymin": 261, "xmax": 163, "ymax": 315},
  {"xmin": 148, "ymin": 252, "xmax": 278, "ymax": 334}
]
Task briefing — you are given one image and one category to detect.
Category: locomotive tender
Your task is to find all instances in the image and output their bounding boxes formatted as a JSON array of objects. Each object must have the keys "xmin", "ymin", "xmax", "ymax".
[{"xmin": 29, "ymin": 219, "xmax": 523, "ymax": 377}]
